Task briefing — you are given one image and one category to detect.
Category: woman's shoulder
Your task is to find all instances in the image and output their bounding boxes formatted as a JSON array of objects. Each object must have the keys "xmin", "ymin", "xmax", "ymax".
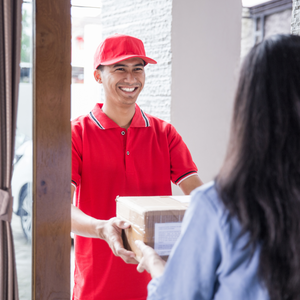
[
  {"xmin": 190, "ymin": 181, "xmax": 226, "ymax": 216},
  {"xmin": 188, "ymin": 181, "xmax": 240, "ymax": 233}
]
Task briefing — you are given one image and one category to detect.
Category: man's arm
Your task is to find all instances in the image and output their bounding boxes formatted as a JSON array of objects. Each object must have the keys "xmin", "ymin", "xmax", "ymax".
[
  {"xmin": 71, "ymin": 185, "xmax": 137, "ymax": 264},
  {"xmin": 178, "ymin": 175, "xmax": 203, "ymax": 195}
]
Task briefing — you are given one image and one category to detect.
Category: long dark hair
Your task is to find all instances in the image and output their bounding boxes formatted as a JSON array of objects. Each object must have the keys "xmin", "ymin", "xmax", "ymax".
[{"xmin": 217, "ymin": 34, "xmax": 300, "ymax": 300}]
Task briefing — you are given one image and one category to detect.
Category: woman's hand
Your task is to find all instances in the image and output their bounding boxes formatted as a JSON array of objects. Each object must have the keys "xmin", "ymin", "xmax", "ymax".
[{"xmin": 135, "ymin": 240, "xmax": 166, "ymax": 278}]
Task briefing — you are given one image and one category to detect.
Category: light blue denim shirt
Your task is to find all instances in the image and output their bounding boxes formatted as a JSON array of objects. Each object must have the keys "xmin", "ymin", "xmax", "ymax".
[{"xmin": 147, "ymin": 181, "xmax": 269, "ymax": 300}]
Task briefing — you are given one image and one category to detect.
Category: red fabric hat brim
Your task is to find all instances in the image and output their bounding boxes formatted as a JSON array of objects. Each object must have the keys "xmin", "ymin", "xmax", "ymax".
[{"xmin": 97, "ymin": 54, "xmax": 157, "ymax": 68}]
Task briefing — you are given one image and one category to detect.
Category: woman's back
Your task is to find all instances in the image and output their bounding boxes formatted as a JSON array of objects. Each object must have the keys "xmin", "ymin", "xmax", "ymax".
[{"xmin": 148, "ymin": 182, "xmax": 269, "ymax": 300}]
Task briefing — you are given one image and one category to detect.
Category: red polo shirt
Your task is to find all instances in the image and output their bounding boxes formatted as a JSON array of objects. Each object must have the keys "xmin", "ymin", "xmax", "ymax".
[{"xmin": 71, "ymin": 103, "xmax": 198, "ymax": 300}]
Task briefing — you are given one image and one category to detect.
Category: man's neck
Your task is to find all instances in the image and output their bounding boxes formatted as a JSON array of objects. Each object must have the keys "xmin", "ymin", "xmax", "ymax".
[{"xmin": 102, "ymin": 102, "xmax": 136, "ymax": 129}]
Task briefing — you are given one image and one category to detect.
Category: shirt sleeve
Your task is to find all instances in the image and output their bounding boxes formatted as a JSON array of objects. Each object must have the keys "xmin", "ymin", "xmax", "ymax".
[
  {"xmin": 147, "ymin": 185, "xmax": 221, "ymax": 300},
  {"xmin": 71, "ymin": 120, "xmax": 83, "ymax": 187},
  {"xmin": 167, "ymin": 124, "xmax": 198, "ymax": 185}
]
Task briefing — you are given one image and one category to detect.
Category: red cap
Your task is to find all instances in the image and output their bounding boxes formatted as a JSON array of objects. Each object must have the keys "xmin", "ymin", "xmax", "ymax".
[{"xmin": 93, "ymin": 34, "xmax": 157, "ymax": 69}]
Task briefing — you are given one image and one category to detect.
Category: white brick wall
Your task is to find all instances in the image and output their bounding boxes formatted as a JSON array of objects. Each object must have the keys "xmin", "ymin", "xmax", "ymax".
[
  {"xmin": 101, "ymin": 0, "xmax": 173, "ymax": 122},
  {"xmin": 241, "ymin": 8, "xmax": 254, "ymax": 60},
  {"xmin": 265, "ymin": 9, "xmax": 292, "ymax": 38},
  {"xmin": 291, "ymin": 0, "xmax": 300, "ymax": 34}
]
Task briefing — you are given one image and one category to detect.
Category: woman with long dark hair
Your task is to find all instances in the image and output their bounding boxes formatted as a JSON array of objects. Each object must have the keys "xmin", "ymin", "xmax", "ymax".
[{"xmin": 135, "ymin": 34, "xmax": 300, "ymax": 300}]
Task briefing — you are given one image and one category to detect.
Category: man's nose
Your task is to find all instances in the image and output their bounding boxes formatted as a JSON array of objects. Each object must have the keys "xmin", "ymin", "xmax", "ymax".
[{"xmin": 124, "ymin": 72, "xmax": 136, "ymax": 84}]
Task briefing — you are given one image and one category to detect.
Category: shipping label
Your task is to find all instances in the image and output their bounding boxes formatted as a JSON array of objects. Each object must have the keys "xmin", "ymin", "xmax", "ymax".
[{"xmin": 154, "ymin": 222, "xmax": 182, "ymax": 256}]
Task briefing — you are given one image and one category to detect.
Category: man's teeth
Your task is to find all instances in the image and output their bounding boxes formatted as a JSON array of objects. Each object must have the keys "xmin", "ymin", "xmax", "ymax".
[{"xmin": 120, "ymin": 87, "xmax": 135, "ymax": 92}]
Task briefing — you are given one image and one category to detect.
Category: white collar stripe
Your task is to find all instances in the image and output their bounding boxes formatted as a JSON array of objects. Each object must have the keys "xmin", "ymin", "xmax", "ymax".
[
  {"xmin": 89, "ymin": 112, "xmax": 105, "ymax": 130},
  {"xmin": 141, "ymin": 109, "xmax": 150, "ymax": 127}
]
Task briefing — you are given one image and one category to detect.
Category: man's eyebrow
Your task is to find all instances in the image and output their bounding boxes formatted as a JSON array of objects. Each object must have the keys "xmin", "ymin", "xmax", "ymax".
[
  {"xmin": 112, "ymin": 63, "xmax": 145, "ymax": 68},
  {"xmin": 113, "ymin": 64, "xmax": 126, "ymax": 68},
  {"xmin": 134, "ymin": 63, "xmax": 145, "ymax": 67}
]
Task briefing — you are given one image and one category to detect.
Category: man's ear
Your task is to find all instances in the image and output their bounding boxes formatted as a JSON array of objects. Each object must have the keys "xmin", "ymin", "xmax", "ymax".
[{"xmin": 93, "ymin": 70, "xmax": 102, "ymax": 84}]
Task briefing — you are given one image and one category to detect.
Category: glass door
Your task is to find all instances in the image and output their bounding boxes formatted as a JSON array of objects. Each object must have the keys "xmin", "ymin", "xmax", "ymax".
[{"xmin": 11, "ymin": 1, "xmax": 33, "ymax": 299}]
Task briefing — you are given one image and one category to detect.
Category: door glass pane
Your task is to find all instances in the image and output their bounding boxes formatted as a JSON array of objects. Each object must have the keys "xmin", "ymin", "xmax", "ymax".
[{"xmin": 11, "ymin": 1, "xmax": 33, "ymax": 299}]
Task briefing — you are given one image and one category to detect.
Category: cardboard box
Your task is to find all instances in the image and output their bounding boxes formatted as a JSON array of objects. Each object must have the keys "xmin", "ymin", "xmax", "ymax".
[{"xmin": 116, "ymin": 195, "xmax": 190, "ymax": 261}]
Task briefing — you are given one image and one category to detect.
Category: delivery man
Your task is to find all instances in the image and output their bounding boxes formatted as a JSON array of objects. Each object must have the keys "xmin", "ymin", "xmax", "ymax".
[{"xmin": 71, "ymin": 33, "xmax": 203, "ymax": 300}]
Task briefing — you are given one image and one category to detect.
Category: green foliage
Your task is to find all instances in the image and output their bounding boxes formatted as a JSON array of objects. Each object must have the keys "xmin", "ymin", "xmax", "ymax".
[{"xmin": 21, "ymin": 9, "xmax": 31, "ymax": 63}]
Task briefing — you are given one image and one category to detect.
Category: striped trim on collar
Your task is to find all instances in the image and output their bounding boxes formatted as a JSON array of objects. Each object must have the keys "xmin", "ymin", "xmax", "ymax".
[
  {"xmin": 89, "ymin": 111, "xmax": 105, "ymax": 130},
  {"xmin": 140, "ymin": 109, "xmax": 150, "ymax": 127}
]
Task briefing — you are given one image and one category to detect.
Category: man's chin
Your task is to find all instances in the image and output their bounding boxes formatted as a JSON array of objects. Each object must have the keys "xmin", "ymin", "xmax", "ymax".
[{"xmin": 121, "ymin": 95, "xmax": 139, "ymax": 103}]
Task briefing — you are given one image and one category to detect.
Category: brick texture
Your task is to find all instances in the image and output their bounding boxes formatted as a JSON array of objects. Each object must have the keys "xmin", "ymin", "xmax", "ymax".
[
  {"xmin": 101, "ymin": 0, "xmax": 173, "ymax": 122},
  {"xmin": 291, "ymin": 0, "xmax": 300, "ymax": 35},
  {"xmin": 265, "ymin": 9, "xmax": 292, "ymax": 38},
  {"xmin": 241, "ymin": 8, "xmax": 254, "ymax": 60}
]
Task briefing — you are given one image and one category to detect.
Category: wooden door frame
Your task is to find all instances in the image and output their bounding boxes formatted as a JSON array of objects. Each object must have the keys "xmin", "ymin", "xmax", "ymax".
[{"xmin": 32, "ymin": 0, "xmax": 71, "ymax": 298}]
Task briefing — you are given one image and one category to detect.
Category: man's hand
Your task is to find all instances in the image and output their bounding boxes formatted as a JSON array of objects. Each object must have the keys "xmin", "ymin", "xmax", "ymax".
[
  {"xmin": 101, "ymin": 217, "xmax": 138, "ymax": 264},
  {"xmin": 135, "ymin": 240, "xmax": 166, "ymax": 278},
  {"xmin": 71, "ymin": 185, "xmax": 137, "ymax": 264}
]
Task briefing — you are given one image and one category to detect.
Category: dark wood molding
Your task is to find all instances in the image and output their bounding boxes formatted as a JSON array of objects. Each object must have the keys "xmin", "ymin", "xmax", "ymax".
[{"xmin": 32, "ymin": 0, "xmax": 71, "ymax": 299}]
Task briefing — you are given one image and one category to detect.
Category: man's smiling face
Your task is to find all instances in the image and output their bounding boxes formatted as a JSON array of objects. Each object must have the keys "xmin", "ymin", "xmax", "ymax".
[{"xmin": 95, "ymin": 57, "xmax": 146, "ymax": 108}]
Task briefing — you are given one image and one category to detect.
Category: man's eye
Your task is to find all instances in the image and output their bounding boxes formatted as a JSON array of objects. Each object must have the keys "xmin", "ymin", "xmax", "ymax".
[
  {"xmin": 134, "ymin": 68, "xmax": 143, "ymax": 71},
  {"xmin": 116, "ymin": 68, "xmax": 125, "ymax": 71}
]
